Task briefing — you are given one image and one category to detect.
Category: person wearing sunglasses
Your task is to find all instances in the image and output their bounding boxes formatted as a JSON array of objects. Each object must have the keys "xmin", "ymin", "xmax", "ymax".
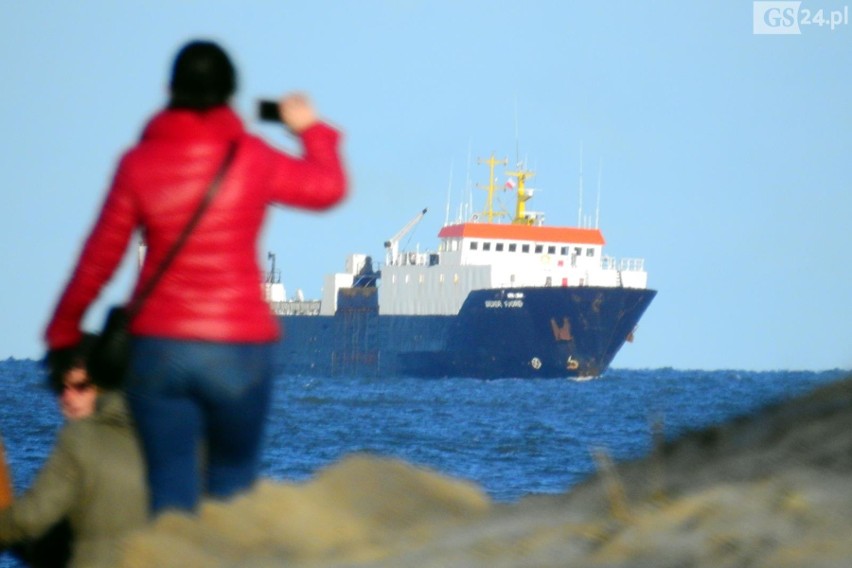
[
  {"xmin": 0, "ymin": 336, "xmax": 148, "ymax": 568},
  {"xmin": 56, "ymin": 367, "xmax": 97, "ymax": 421}
]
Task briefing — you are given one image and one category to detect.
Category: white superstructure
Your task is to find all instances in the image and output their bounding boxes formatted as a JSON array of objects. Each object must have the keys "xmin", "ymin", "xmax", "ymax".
[{"xmin": 316, "ymin": 155, "xmax": 649, "ymax": 317}]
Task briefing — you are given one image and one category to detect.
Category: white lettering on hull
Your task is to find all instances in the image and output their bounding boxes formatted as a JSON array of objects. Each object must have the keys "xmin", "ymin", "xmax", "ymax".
[{"xmin": 485, "ymin": 300, "xmax": 524, "ymax": 309}]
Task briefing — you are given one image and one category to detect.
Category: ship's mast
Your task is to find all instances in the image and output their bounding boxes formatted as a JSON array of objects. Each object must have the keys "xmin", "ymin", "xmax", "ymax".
[
  {"xmin": 505, "ymin": 165, "xmax": 536, "ymax": 225},
  {"xmin": 476, "ymin": 154, "xmax": 508, "ymax": 223}
]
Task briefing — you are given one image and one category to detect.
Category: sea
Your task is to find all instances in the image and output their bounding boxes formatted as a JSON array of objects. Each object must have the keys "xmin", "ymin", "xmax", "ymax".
[{"xmin": 0, "ymin": 358, "xmax": 849, "ymax": 566}]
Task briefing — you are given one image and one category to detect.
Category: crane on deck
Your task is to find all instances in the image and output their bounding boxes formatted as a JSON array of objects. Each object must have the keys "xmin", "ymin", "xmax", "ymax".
[{"xmin": 384, "ymin": 208, "xmax": 427, "ymax": 266}]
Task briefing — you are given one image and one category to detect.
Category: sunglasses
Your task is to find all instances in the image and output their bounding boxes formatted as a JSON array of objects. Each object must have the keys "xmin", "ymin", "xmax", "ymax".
[{"xmin": 60, "ymin": 381, "xmax": 94, "ymax": 394}]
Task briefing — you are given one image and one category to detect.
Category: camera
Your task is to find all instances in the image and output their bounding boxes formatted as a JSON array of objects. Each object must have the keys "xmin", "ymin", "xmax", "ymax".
[{"xmin": 257, "ymin": 100, "xmax": 282, "ymax": 123}]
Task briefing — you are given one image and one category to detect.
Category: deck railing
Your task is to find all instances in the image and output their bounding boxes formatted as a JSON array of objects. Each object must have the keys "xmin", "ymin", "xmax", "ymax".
[{"xmin": 601, "ymin": 256, "xmax": 645, "ymax": 272}]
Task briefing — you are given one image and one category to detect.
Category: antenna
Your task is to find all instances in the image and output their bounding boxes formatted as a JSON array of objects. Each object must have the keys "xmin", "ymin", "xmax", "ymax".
[
  {"xmin": 514, "ymin": 95, "xmax": 520, "ymax": 167},
  {"xmin": 444, "ymin": 160, "xmax": 453, "ymax": 226},
  {"xmin": 465, "ymin": 139, "xmax": 473, "ymax": 221},
  {"xmin": 595, "ymin": 157, "xmax": 603, "ymax": 229},
  {"xmin": 577, "ymin": 143, "xmax": 584, "ymax": 227}
]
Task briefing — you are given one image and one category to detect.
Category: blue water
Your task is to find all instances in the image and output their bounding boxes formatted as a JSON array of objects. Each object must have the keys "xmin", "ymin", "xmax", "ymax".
[{"xmin": 1, "ymin": 358, "xmax": 848, "ymax": 566}]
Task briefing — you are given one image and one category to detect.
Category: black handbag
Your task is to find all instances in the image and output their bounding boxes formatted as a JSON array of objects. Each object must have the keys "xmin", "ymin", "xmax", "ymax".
[{"xmin": 87, "ymin": 142, "xmax": 237, "ymax": 388}]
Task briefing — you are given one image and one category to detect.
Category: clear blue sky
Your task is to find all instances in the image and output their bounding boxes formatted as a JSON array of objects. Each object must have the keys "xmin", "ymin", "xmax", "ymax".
[{"xmin": 2, "ymin": 1, "xmax": 850, "ymax": 371}]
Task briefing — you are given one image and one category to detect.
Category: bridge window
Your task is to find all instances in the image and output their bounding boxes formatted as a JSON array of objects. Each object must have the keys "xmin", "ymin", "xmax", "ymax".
[
  {"xmin": 470, "ymin": 241, "xmax": 478, "ymax": 250},
  {"xmin": 586, "ymin": 248, "xmax": 595, "ymax": 257},
  {"xmin": 547, "ymin": 245, "xmax": 556, "ymax": 254},
  {"xmin": 495, "ymin": 243, "xmax": 504, "ymax": 252},
  {"xmin": 522, "ymin": 244, "xmax": 530, "ymax": 253},
  {"xmin": 535, "ymin": 244, "xmax": 543, "ymax": 254},
  {"xmin": 483, "ymin": 242, "xmax": 491, "ymax": 251},
  {"xmin": 509, "ymin": 243, "xmax": 517, "ymax": 252},
  {"xmin": 561, "ymin": 246, "xmax": 570, "ymax": 255}
]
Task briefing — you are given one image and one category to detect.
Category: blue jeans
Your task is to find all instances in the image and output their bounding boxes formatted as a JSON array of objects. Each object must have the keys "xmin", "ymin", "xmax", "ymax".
[{"xmin": 125, "ymin": 337, "xmax": 274, "ymax": 515}]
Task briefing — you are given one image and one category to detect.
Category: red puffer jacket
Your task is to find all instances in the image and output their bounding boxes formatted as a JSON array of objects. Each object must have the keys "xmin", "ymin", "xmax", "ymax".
[{"xmin": 45, "ymin": 106, "xmax": 347, "ymax": 349}]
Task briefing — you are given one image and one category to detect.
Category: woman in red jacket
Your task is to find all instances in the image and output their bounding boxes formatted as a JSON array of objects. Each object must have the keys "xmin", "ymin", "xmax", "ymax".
[{"xmin": 44, "ymin": 40, "xmax": 347, "ymax": 515}]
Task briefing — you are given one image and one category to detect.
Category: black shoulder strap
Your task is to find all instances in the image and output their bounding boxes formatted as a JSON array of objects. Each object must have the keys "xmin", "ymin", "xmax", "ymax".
[{"xmin": 127, "ymin": 141, "xmax": 238, "ymax": 318}]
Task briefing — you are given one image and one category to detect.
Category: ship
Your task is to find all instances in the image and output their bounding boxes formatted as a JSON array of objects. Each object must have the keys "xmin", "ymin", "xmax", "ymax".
[{"xmin": 266, "ymin": 154, "xmax": 656, "ymax": 379}]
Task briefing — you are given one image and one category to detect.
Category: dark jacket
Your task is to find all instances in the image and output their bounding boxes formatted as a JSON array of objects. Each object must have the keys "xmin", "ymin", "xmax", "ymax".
[
  {"xmin": 45, "ymin": 106, "xmax": 347, "ymax": 349},
  {"xmin": 0, "ymin": 392, "xmax": 148, "ymax": 567}
]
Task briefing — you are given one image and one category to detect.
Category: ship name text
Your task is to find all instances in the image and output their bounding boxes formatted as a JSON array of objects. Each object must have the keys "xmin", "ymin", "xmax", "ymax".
[{"xmin": 485, "ymin": 299, "xmax": 524, "ymax": 309}]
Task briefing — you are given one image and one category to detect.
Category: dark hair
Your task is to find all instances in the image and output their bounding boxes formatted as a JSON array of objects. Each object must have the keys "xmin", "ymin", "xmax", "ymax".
[
  {"xmin": 45, "ymin": 334, "xmax": 97, "ymax": 394},
  {"xmin": 168, "ymin": 40, "xmax": 236, "ymax": 110}
]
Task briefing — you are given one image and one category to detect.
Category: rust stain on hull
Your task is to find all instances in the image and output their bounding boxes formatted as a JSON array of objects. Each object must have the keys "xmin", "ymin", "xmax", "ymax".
[{"xmin": 550, "ymin": 317, "xmax": 574, "ymax": 341}]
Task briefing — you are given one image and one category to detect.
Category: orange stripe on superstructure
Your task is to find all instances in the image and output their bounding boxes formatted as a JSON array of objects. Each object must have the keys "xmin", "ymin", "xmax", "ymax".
[{"xmin": 438, "ymin": 223, "xmax": 605, "ymax": 245}]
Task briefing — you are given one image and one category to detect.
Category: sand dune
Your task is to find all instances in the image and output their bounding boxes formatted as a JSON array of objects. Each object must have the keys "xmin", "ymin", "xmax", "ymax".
[{"xmin": 121, "ymin": 374, "xmax": 852, "ymax": 567}]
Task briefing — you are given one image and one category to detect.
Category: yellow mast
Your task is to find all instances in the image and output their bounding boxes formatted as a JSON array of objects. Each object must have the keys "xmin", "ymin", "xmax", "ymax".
[
  {"xmin": 506, "ymin": 166, "xmax": 536, "ymax": 225},
  {"xmin": 476, "ymin": 154, "xmax": 508, "ymax": 223}
]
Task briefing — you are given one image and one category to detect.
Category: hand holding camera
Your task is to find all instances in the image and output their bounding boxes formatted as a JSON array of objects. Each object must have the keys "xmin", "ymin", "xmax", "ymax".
[{"xmin": 258, "ymin": 93, "xmax": 318, "ymax": 133}]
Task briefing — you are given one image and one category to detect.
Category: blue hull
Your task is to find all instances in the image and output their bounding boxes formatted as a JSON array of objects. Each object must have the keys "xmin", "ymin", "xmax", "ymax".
[{"xmin": 275, "ymin": 286, "xmax": 655, "ymax": 379}]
